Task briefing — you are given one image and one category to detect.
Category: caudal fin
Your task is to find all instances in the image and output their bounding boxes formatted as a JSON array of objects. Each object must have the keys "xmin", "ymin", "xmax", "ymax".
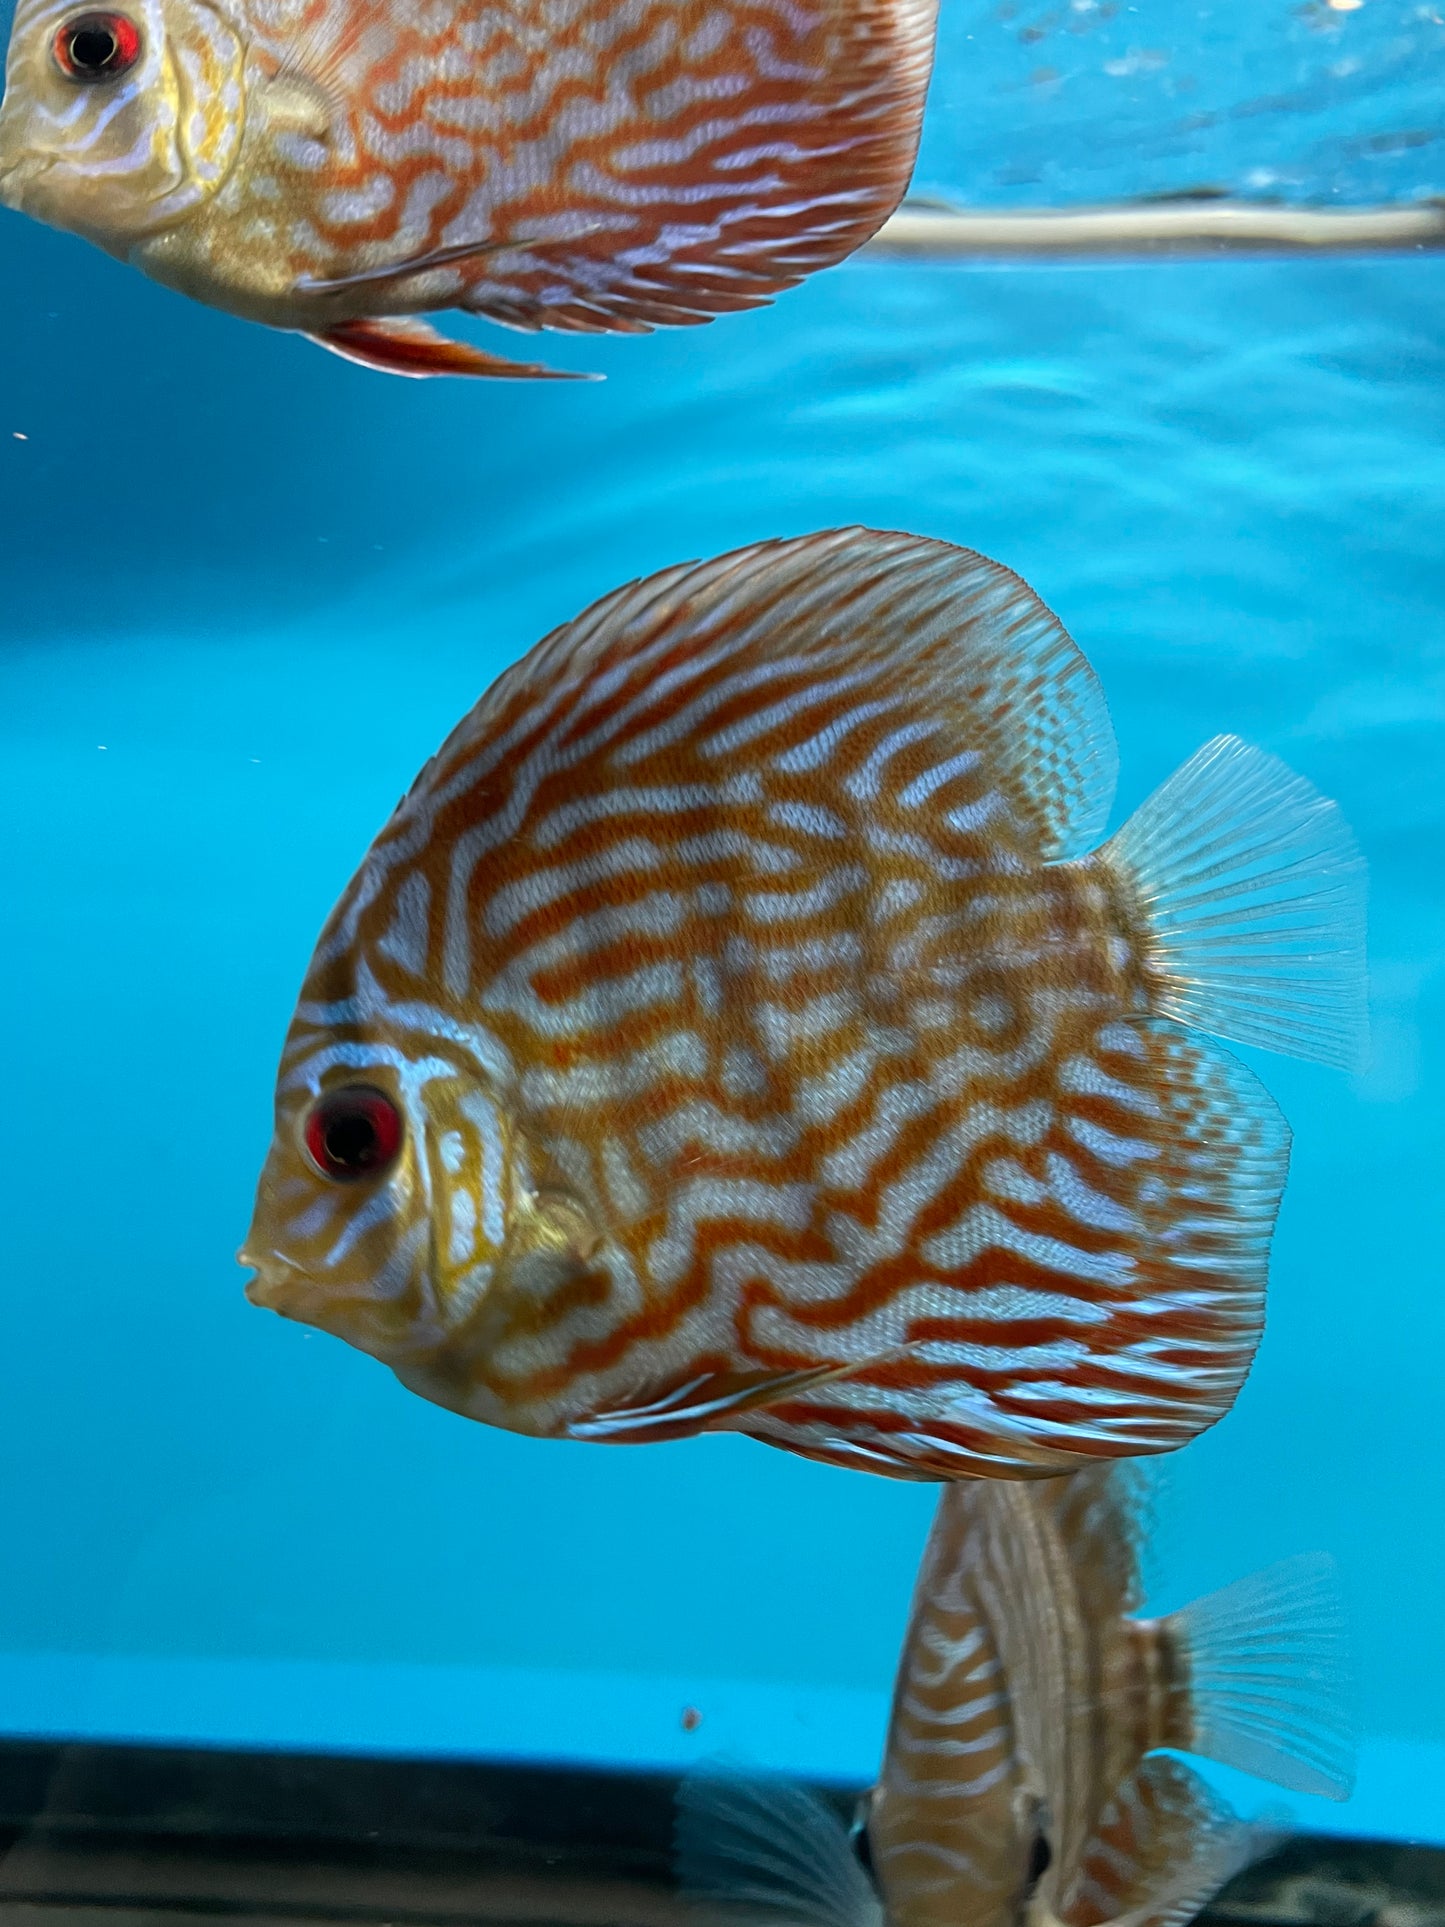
[
  {"xmin": 1165, "ymin": 1551, "xmax": 1356, "ymax": 1802},
  {"xmin": 1099, "ymin": 735, "xmax": 1367, "ymax": 1070}
]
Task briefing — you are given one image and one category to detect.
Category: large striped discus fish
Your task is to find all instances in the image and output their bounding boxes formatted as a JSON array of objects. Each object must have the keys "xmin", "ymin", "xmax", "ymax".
[
  {"xmin": 676, "ymin": 1467, "xmax": 1354, "ymax": 1927},
  {"xmin": 0, "ymin": 0, "xmax": 935, "ymax": 377},
  {"xmin": 241, "ymin": 528, "xmax": 1366, "ymax": 1479}
]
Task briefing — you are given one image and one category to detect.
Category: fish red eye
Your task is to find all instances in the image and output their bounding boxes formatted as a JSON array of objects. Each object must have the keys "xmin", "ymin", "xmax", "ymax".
[
  {"xmin": 303, "ymin": 1086, "xmax": 402, "ymax": 1182},
  {"xmin": 53, "ymin": 11, "xmax": 142, "ymax": 80}
]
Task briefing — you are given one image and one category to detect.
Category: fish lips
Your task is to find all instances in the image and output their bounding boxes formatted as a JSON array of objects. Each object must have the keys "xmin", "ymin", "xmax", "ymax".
[
  {"xmin": 238, "ymin": 1246, "xmax": 318, "ymax": 1318},
  {"xmin": 238, "ymin": 1242, "xmax": 455, "ymax": 1368}
]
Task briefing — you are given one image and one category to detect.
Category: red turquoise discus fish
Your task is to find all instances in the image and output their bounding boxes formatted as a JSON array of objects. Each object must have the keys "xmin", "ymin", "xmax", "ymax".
[
  {"xmin": 0, "ymin": 0, "xmax": 936, "ymax": 375},
  {"xmin": 240, "ymin": 529, "xmax": 1366, "ymax": 1479},
  {"xmin": 675, "ymin": 1467, "xmax": 1353, "ymax": 1927}
]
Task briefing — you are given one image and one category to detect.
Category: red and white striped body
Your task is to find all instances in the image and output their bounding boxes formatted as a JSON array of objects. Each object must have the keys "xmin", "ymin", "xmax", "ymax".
[
  {"xmin": 243, "ymin": 529, "xmax": 1306, "ymax": 1481},
  {"xmin": 0, "ymin": 0, "xmax": 936, "ymax": 364}
]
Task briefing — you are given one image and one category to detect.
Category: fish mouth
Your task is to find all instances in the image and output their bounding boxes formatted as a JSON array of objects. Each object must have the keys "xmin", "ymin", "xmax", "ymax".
[
  {"xmin": 237, "ymin": 1244, "xmax": 420, "ymax": 1362},
  {"xmin": 238, "ymin": 1242, "xmax": 308, "ymax": 1311}
]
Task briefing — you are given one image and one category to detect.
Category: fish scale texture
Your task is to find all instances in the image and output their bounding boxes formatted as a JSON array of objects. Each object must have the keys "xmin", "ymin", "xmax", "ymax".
[
  {"xmin": 0, "ymin": 0, "xmax": 937, "ymax": 356},
  {"xmin": 215, "ymin": 0, "xmax": 935, "ymax": 328},
  {"xmin": 255, "ymin": 529, "xmax": 1288, "ymax": 1482}
]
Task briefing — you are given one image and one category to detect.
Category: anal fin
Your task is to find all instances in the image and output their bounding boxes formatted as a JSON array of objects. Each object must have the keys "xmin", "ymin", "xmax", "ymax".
[
  {"xmin": 1059, "ymin": 1756, "xmax": 1260, "ymax": 1927},
  {"xmin": 306, "ymin": 317, "xmax": 596, "ymax": 381}
]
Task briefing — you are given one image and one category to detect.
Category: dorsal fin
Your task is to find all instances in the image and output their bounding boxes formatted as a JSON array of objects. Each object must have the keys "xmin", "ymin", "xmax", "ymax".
[
  {"xmin": 440, "ymin": 527, "xmax": 1117, "ymax": 864},
  {"xmin": 1039, "ymin": 1462, "xmax": 1151, "ymax": 1623}
]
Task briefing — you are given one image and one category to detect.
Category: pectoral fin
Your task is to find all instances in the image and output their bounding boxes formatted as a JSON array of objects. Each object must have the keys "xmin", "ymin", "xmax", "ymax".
[
  {"xmin": 295, "ymin": 238, "xmax": 509, "ymax": 296},
  {"xmin": 306, "ymin": 316, "xmax": 596, "ymax": 381},
  {"xmin": 675, "ymin": 1773, "xmax": 883, "ymax": 1927},
  {"xmin": 566, "ymin": 1362, "xmax": 859, "ymax": 1445}
]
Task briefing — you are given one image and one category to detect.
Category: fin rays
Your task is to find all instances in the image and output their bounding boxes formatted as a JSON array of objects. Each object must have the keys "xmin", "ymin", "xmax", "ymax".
[
  {"xmin": 675, "ymin": 1775, "xmax": 882, "ymax": 1927},
  {"xmin": 1099, "ymin": 735, "xmax": 1367, "ymax": 1070},
  {"xmin": 306, "ymin": 316, "xmax": 593, "ymax": 380},
  {"xmin": 1169, "ymin": 1551, "xmax": 1356, "ymax": 1802}
]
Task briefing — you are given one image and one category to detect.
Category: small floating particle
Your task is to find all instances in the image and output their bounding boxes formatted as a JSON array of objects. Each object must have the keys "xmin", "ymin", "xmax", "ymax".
[
  {"xmin": 13, "ymin": 431, "xmax": 27, "ymax": 441},
  {"xmin": 681, "ymin": 1706, "xmax": 702, "ymax": 1732},
  {"xmin": 98, "ymin": 744, "xmax": 107, "ymax": 750},
  {"xmin": 1326, "ymin": 0, "xmax": 1362, "ymax": 11}
]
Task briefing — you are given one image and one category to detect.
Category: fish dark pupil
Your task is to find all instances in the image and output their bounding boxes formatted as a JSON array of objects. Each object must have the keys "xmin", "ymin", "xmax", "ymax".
[
  {"xmin": 55, "ymin": 12, "xmax": 140, "ymax": 79},
  {"xmin": 304, "ymin": 1086, "xmax": 403, "ymax": 1183},
  {"xmin": 70, "ymin": 25, "xmax": 115, "ymax": 66},
  {"xmin": 325, "ymin": 1111, "xmax": 379, "ymax": 1170}
]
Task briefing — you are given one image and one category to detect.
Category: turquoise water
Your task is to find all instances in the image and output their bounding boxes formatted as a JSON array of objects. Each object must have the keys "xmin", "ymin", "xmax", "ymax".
[{"xmin": 1, "ymin": 39, "xmax": 1442, "ymax": 1852}]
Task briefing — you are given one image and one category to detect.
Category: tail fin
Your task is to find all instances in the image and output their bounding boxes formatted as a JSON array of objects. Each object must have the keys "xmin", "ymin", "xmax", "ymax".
[
  {"xmin": 1098, "ymin": 735, "xmax": 1367, "ymax": 1070},
  {"xmin": 674, "ymin": 1772, "xmax": 882, "ymax": 1927},
  {"xmin": 1164, "ymin": 1551, "xmax": 1356, "ymax": 1802}
]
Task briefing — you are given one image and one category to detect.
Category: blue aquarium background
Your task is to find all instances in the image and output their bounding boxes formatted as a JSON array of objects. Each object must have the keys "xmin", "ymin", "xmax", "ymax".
[{"xmin": 1, "ymin": 0, "xmax": 1442, "ymax": 1854}]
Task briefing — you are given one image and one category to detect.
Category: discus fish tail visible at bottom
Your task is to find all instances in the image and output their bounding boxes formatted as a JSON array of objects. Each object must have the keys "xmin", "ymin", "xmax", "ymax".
[{"xmin": 1145, "ymin": 1551, "xmax": 1356, "ymax": 1801}]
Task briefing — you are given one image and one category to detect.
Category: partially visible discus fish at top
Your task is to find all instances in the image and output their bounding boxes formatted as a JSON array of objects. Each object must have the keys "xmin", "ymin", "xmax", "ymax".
[
  {"xmin": 240, "ymin": 527, "xmax": 1367, "ymax": 1478},
  {"xmin": 675, "ymin": 1466, "xmax": 1355, "ymax": 1927},
  {"xmin": 0, "ymin": 0, "xmax": 936, "ymax": 377}
]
